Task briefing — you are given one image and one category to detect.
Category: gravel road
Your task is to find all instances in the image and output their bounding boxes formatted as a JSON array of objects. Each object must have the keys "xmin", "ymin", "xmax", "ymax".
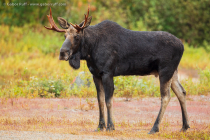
[{"xmin": 0, "ymin": 130, "xmax": 132, "ymax": 140}]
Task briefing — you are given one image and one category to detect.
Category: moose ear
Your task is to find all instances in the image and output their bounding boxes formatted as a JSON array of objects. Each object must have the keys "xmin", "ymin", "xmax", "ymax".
[
  {"xmin": 57, "ymin": 17, "xmax": 70, "ymax": 29},
  {"xmin": 78, "ymin": 16, "xmax": 92, "ymax": 28}
]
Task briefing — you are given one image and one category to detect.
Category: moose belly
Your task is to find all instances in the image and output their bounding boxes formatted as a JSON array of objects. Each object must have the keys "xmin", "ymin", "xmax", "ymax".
[{"xmin": 114, "ymin": 61, "xmax": 158, "ymax": 76}]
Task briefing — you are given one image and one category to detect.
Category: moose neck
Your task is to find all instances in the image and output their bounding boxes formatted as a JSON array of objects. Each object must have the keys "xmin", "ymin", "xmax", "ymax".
[{"xmin": 79, "ymin": 26, "xmax": 97, "ymax": 60}]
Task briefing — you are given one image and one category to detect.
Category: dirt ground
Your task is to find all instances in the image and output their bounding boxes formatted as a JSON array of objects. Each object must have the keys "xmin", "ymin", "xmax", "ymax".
[
  {"xmin": 0, "ymin": 130, "xmax": 123, "ymax": 140},
  {"xmin": 0, "ymin": 69, "xmax": 209, "ymax": 139},
  {"xmin": 0, "ymin": 95, "xmax": 209, "ymax": 139}
]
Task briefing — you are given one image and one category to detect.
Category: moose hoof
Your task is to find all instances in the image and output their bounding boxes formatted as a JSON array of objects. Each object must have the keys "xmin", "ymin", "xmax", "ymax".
[
  {"xmin": 95, "ymin": 127, "xmax": 105, "ymax": 132},
  {"xmin": 180, "ymin": 125, "xmax": 190, "ymax": 132},
  {"xmin": 106, "ymin": 124, "xmax": 115, "ymax": 131},
  {"xmin": 95, "ymin": 122, "xmax": 106, "ymax": 132},
  {"xmin": 148, "ymin": 127, "xmax": 159, "ymax": 134}
]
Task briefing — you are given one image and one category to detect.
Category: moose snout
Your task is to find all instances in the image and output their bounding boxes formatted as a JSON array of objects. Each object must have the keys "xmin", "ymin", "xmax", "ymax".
[
  {"xmin": 59, "ymin": 39, "xmax": 72, "ymax": 61},
  {"xmin": 59, "ymin": 48, "xmax": 70, "ymax": 61}
]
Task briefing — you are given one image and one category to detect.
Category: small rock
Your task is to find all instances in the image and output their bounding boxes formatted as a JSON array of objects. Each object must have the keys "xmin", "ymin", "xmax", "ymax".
[
  {"xmin": 71, "ymin": 71, "xmax": 91, "ymax": 89},
  {"xmin": 200, "ymin": 95, "xmax": 205, "ymax": 98}
]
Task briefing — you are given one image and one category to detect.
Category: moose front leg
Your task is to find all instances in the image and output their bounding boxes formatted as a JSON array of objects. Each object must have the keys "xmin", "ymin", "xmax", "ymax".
[
  {"xmin": 93, "ymin": 75, "xmax": 106, "ymax": 131},
  {"xmin": 102, "ymin": 73, "xmax": 115, "ymax": 131}
]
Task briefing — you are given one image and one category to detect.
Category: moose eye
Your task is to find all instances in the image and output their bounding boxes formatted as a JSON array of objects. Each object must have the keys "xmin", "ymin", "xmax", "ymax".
[{"xmin": 74, "ymin": 35, "xmax": 79, "ymax": 40}]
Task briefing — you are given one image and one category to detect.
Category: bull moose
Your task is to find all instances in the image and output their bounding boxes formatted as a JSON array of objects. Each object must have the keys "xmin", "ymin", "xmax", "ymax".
[{"xmin": 44, "ymin": 7, "xmax": 190, "ymax": 134}]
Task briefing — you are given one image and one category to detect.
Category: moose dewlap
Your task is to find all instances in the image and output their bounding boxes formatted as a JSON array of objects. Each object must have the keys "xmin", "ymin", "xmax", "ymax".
[{"xmin": 44, "ymin": 7, "xmax": 190, "ymax": 134}]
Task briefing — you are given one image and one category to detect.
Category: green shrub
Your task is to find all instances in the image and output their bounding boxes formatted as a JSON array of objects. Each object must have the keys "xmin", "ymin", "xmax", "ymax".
[
  {"xmin": 1, "ymin": 0, "xmax": 210, "ymax": 47},
  {"xmin": 0, "ymin": 0, "xmax": 66, "ymax": 26},
  {"xmin": 120, "ymin": 0, "xmax": 210, "ymax": 47},
  {"xmin": 182, "ymin": 68, "xmax": 210, "ymax": 95},
  {"xmin": 114, "ymin": 76, "xmax": 160, "ymax": 97},
  {"xmin": 199, "ymin": 69, "xmax": 210, "ymax": 87},
  {"xmin": 29, "ymin": 76, "xmax": 65, "ymax": 97}
]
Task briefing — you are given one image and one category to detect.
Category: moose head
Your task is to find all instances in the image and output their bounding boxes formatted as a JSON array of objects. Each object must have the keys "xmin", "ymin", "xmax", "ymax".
[{"xmin": 44, "ymin": 7, "xmax": 92, "ymax": 69}]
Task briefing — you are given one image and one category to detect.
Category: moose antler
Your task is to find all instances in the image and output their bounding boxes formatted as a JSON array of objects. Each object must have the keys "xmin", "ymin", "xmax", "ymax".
[
  {"xmin": 70, "ymin": 6, "xmax": 90, "ymax": 32},
  {"xmin": 44, "ymin": 8, "xmax": 66, "ymax": 32}
]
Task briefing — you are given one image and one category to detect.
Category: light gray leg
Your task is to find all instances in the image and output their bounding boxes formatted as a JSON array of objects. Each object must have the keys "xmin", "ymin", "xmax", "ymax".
[
  {"xmin": 93, "ymin": 75, "xmax": 106, "ymax": 131},
  {"xmin": 171, "ymin": 70, "xmax": 190, "ymax": 131},
  {"xmin": 149, "ymin": 78, "xmax": 172, "ymax": 134}
]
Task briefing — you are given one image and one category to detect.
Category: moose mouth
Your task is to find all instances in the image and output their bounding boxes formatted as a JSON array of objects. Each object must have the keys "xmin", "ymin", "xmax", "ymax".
[
  {"xmin": 59, "ymin": 50, "xmax": 81, "ymax": 69},
  {"xmin": 65, "ymin": 53, "xmax": 70, "ymax": 61},
  {"xmin": 59, "ymin": 51, "xmax": 71, "ymax": 61}
]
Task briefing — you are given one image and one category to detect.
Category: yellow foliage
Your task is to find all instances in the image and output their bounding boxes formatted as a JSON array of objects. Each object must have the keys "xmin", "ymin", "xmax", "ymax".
[{"xmin": 0, "ymin": 25, "xmax": 210, "ymax": 98}]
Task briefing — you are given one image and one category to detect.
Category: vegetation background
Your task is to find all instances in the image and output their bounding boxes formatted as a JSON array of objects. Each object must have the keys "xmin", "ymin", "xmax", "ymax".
[{"xmin": 0, "ymin": 0, "xmax": 210, "ymax": 98}]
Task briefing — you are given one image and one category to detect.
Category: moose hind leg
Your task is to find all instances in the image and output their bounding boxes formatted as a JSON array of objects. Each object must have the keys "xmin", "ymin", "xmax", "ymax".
[
  {"xmin": 171, "ymin": 71, "xmax": 190, "ymax": 132},
  {"xmin": 93, "ymin": 75, "xmax": 106, "ymax": 131},
  {"xmin": 149, "ymin": 77, "xmax": 172, "ymax": 134}
]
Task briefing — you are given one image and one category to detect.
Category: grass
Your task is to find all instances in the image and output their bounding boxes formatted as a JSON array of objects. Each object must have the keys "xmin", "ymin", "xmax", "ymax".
[
  {"xmin": 0, "ymin": 25, "xmax": 210, "ymax": 140},
  {"xmin": 1, "ymin": 25, "xmax": 210, "ymax": 99},
  {"xmin": 180, "ymin": 43, "xmax": 210, "ymax": 69}
]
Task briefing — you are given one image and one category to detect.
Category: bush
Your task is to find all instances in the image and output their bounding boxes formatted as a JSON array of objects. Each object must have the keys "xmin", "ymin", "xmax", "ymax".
[
  {"xmin": 200, "ymin": 69, "xmax": 210, "ymax": 87},
  {"xmin": 121, "ymin": 0, "xmax": 210, "ymax": 47},
  {"xmin": 1, "ymin": 0, "xmax": 210, "ymax": 47},
  {"xmin": 29, "ymin": 76, "xmax": 65, "ymax": 97},
  {"xmin": 182, "ymin": 68, "xmax": 210, "ymax": 95},
  {"xmin": 0, "ymin": 0, "xmax": 66, "ymax": 26},
  {"xmin": 114, "ymin": 76, "xmax": 160, "ymax": 98}
]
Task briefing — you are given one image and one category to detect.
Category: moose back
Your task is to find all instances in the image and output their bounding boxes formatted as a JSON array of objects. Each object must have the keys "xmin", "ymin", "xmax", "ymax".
[{"xmin": 44, "ymin": 8, "xmax": 190, "ymax": 134}]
